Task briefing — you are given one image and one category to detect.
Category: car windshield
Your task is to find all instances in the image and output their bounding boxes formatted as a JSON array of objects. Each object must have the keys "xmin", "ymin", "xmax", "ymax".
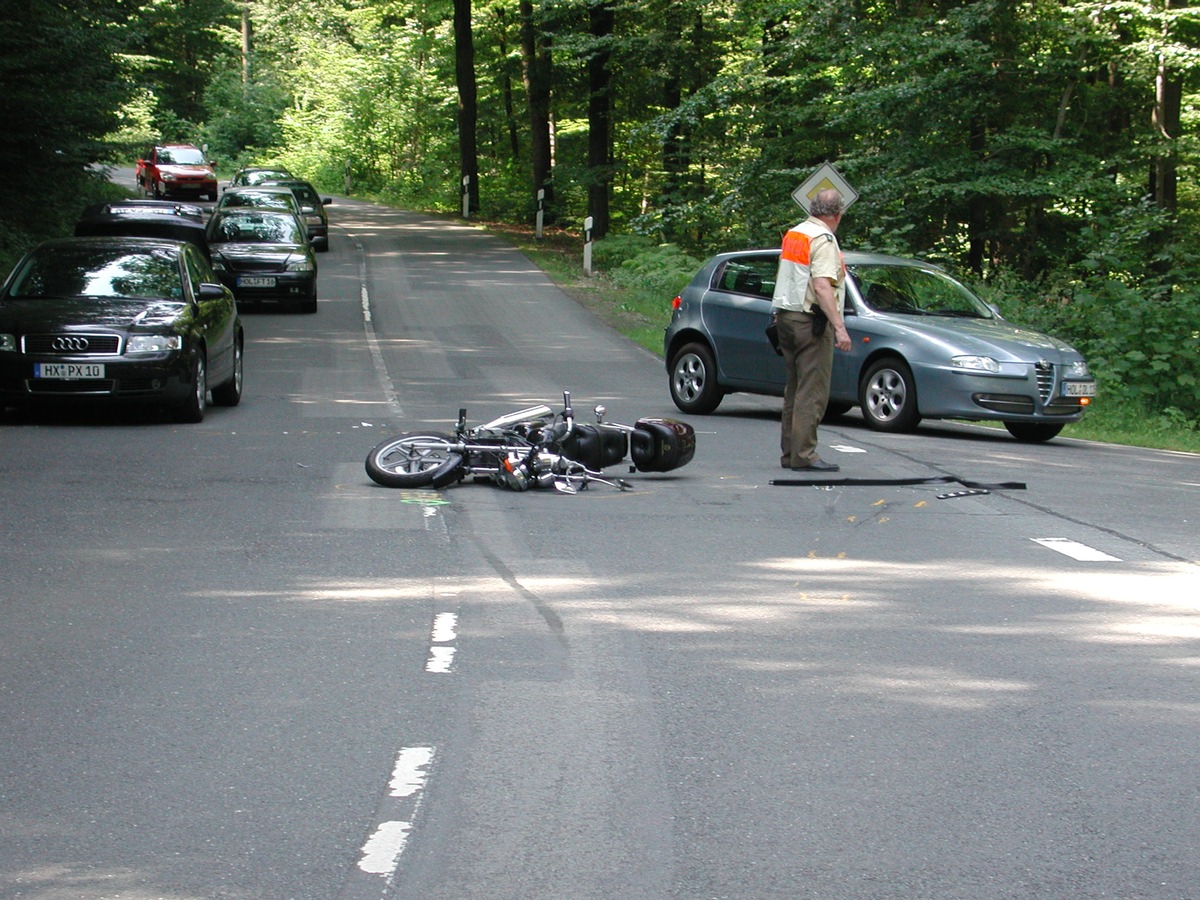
[
  {"xmin": 851, "ymin": 264, "xmax": 993, "ymax": 318},
  {"xmin": 5, "ymin": 246, "xmax": 184, "ymax": 301},
  {"xmin": 222, "ymin": 190, "xmax": 295, "ymax": 211},
  {"xmin": 243, "ymin": 170, "xmax": 291, "ymax": 185},
  {"xmin": 158, "ymin": 148, "xmax": 205, "ymax": 165},
  {"xmin": 211, "ymin": 213, "xmax": 304, "ymax": 244}
]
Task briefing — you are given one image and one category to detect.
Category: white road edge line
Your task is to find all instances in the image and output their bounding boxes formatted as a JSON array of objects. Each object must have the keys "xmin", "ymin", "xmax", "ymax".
[
  {"xmin": 352, "ymin": 234, "xmax": 404, "ymax": 417},
  {"xmin": 1032, "ymin": 537, "xmax": 1122, "ymax": 562}
]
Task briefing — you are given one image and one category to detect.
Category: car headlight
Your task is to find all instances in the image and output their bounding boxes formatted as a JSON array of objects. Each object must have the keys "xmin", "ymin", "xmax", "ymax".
[
  {"xmin": 287, "ymin": 257, "xmax": 315, "ymax": 272},
  {"xmin": 0, "ymin": 333, "xmax": 16, "ymax": 352},
  {"xmin": 127, "ymin": 334, "xmax": 183, "ymax": 353},
  {"xmin": 951, "ymin": 355, "xmax": 1001, "ymax": 373},
  {"xmin": 1066, "ymin": 359, "xmax": 1090, "ymax": 377},
  {"xmin": 162, "ymin": 172, "xmax": 177, "ymax": 181}
]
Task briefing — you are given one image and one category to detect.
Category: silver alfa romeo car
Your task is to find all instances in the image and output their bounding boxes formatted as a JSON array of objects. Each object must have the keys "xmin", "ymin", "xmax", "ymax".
[{"xmin": 664, "ymin": 249, "xmax": 1096, "ymax": 442}]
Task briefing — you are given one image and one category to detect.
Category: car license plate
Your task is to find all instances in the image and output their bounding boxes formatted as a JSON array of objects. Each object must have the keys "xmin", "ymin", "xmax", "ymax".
[
  {"xmin": 34, "ymin": 363, "xmax": 104, "ymax": 379},
  {"xmin": 1062, "ymin": 382, "xmax": 1096, "ymax": 397},
  {"xmin": 238, "ymin": 276, "xmax": 276, "ymax": 288}
]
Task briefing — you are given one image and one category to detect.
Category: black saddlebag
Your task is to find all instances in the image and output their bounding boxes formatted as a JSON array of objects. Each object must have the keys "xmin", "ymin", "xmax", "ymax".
[
  {"xmin": 561, "ymin": 424, "xmax": 628, "ymax": 471},
  {"xmin": 629, "ymin": 418, "xmax": 696, "ymax": 472}
]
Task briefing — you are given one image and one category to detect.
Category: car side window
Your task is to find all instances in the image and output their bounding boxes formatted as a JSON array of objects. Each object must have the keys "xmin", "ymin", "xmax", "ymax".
[
  {"xmin": 716, "ymin": 257, "xmax": 777, "ymax": 299},
  {"xmin": 183, "ymin": 248, "xmax": 208, "ymax": 299}
]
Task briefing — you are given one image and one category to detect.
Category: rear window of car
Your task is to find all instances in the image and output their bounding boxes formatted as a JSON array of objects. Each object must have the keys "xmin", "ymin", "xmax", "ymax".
[{"xmin": 7, "ymin": 246, "xmax": 183, "ymax": 301}]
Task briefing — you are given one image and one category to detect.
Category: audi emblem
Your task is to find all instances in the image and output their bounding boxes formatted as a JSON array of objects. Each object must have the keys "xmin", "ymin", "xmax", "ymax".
[{"xmin": 51, "ymin": 336, "xmax": 90, "ymax": 352}]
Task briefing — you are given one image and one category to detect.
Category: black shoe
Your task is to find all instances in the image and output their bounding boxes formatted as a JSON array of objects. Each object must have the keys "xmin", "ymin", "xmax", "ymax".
[{"xmin": 792, "ymin": 458, "xmax": 840, "ymax": 472}]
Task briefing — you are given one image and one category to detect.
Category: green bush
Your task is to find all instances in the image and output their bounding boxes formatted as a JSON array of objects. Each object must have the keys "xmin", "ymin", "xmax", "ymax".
[{"xmin": 593, "ymin": 236, "xmax": 704, "ymax": 300}]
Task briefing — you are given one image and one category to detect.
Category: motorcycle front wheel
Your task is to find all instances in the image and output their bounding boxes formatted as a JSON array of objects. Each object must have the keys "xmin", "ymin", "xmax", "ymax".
[{"xmin": 366, "ymin": 431, "xmax": 464, "ymax": 488}]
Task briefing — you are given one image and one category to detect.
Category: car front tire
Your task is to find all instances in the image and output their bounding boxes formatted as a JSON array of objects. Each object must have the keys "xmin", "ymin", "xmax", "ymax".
[
  {"xmin": 860, "ymin": 357, "xmax": 920, "ymax": 432},
  {"xmin": 211, "ymin": 335, "xmax": 243, "ymax": 407},
  {"xmin": 669, "ymin": 342, "xmax": 723, "ymax": 414},
  {"xmin": 175, "ymin": 352, "xmax": 207, "ymax": 423}
]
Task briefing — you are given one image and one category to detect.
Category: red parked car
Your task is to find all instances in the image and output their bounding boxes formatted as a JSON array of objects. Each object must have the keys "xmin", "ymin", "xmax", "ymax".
[{"xmin": 136, "ymin": 144, "xmax": 219, "ymax": 201}]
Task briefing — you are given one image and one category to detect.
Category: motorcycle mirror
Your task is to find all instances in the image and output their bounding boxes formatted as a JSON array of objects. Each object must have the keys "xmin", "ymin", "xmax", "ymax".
[{"xmin": 594, "ymin": 404, "xmax": 606, "ymax": 422}]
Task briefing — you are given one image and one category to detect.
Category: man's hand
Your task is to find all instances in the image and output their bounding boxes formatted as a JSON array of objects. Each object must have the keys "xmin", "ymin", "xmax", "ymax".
[{"xmin": 833, "ymin": 324, "xmax": 852, "ymax": 352}]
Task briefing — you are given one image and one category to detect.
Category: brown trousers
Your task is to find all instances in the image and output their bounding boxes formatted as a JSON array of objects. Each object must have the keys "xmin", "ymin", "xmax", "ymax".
[{"xmin": 776, "ymin": 309, "xmax": 834, "ymax": 467}]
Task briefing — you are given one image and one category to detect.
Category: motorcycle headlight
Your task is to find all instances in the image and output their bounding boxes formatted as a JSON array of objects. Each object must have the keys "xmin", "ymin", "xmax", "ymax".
[
  {"xmin": 951, "ymin": 355, "xmax": 1001, "ymax": 373},
  {"xmin": 127, "ymin": 334, "xmax": 182, "ymax": 353}
]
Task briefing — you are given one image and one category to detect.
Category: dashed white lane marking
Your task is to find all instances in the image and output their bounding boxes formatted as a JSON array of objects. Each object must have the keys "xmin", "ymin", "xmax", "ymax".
[
  {"xmin": 426, "ymin": 612, "xmax": 459, "ymax": 673},
  {"xmin": 1032, "ymin": 537, "xmax": 1122, "ymax": 562},
  {"xmin": 355, "ymin": 746, "xmax": 435, "ymax": 879},
  {"xmin": 829, "ymin": 444, "xmax": 868, "ymax": 454}
]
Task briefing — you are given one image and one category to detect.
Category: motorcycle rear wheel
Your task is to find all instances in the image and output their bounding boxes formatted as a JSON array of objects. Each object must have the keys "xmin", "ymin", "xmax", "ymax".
[{"xmin": 366, "ymin": 431, "xmax": 464, "ymax": 488}]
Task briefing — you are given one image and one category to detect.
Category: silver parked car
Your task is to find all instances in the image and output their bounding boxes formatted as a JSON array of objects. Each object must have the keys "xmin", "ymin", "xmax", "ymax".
[{"xmin": 664, "ymin": 249, "xmax": 1096, "ymax": 442}]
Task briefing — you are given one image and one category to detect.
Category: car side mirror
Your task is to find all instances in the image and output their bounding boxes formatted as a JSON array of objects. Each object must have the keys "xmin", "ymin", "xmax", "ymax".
[
  {"xmin": 322, "ymin": 198, "xmax": 333, "ymax": 205},
  {"xmin": 311, "ymin": 236, "xmax": 329, "ymax": 252},
  {"xmin": 197, "ymin": 283, "xmax": 227, "ymax": 302}
]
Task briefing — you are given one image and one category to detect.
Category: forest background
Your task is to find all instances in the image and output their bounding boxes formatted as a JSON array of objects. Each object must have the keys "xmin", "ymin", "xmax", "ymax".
[{"xmin": 3, "ymin": 0, "xmax": 1199, "ymax": 449}]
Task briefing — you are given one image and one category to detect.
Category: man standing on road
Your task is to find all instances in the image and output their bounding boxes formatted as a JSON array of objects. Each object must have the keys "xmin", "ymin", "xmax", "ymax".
[{"xmin": 771, "ymin": 188, "xmax": 853, "ymax": 472}]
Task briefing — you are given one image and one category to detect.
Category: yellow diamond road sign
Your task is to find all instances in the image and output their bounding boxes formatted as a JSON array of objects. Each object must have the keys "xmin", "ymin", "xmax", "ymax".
[{"xmin": 792, "ymin": 163, "xmax": 858, "ymax": 212}]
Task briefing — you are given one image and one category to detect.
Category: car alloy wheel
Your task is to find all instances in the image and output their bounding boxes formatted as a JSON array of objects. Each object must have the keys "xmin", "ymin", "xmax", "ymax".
[
  {"xmin": 860, "ymin": 357, "xmax": 920, "ymax": 432},
  {"xmin": 669, "ymin": 342, "xmax": 723, "ymax": 414}
]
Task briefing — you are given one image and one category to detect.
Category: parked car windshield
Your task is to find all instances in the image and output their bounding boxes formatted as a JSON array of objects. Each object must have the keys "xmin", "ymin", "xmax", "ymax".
[
  {"xmin": 851, "ymin": 264, "xmax": 993, "ymax": 319},
  {"xmin": 210, "ymin": 212, "xmax": 305, "ymax": 244},
  {"xmin": 157, "ymin": 147, "xmax": 205, "ymax": 165},
  {"xmin": 5, "ymin": 245, "xmax": 183, "ymax": 301}
]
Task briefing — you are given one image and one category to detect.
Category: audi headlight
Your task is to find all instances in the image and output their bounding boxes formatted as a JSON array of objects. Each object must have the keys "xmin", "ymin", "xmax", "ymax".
[
  {"xmin": 951, "ymin": 355, "xmax": 1001, "ymax": 373},
  {"xmin": 0, "ymin": 333, "xmax": 16, "ymax": 352},
  {"xmin": 127, "ymin": 334, "xmax": 183, "ymax": 353},
  {"xmin": 287, "ymin": 257, "xmax": 315, "ymax": 272}
]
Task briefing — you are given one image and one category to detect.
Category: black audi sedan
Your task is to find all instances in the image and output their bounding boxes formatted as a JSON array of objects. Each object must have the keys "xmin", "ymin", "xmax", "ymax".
[
  {"xmin": 0, "ymin": 236, "xmax": 243, "ymax": 422},
  {"xmin": 206, "ymin": 208, "xmax": 319, "ymax": 313}
]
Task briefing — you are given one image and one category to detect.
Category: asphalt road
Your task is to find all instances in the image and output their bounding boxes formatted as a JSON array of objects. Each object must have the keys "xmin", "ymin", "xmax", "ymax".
[{"xmin": 2, "ymin": 185, "xmax": 1199, "ymax": 899}]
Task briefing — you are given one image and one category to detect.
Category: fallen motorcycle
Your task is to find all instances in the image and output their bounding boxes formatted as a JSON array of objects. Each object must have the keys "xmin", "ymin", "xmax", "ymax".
[{"xmin": 365, "ymin": 391, "xmax": 696, "ymax": 493}]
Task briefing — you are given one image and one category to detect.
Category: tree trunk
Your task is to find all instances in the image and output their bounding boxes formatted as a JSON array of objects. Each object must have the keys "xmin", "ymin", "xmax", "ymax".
[
  {"xmin": 241, "ymin": 3, "xmax": 252, "ymax": 87},
  {"xmin": 1151, "ymin": 33, "xmax": 1181, "ymax": 211},
  {"xmin": 520, "ymin": 0, "xmax": 554, "ymax": 219},
  {"xmin": 454, "ymin": 0, "xmax": 480, "ymax": 215},
  {"xmin": 587, "ymin": 1, "xmax": 614, "ymax": 239}
]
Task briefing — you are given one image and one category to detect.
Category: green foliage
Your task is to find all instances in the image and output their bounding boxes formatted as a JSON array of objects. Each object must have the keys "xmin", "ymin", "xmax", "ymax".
[
  {"xmin": 0, "ymin": 0, "xmax": 137, "ymax": 268},
  {"xmin": 202, "ymin": 66, "xmax": 289, "ymax": 163},
  {"xmin": 974, "ymin": 199, "xmax": 1200, "ymax": 420},
  {"xmin": 592, "ymin": 235, "xmax": 704, "ymax": 300}
]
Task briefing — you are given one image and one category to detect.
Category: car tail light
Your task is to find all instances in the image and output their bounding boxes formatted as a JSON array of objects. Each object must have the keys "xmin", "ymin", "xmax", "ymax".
[{"xmin": 671, "ymin": 295, "xmax": 682, "ymax": 310}]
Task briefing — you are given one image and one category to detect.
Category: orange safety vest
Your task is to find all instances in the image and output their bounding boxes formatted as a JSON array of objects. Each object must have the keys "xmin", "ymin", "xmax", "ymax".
[{"xmin": 771, "ymin": 220, "xmax": 844, "ymax": 313}]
